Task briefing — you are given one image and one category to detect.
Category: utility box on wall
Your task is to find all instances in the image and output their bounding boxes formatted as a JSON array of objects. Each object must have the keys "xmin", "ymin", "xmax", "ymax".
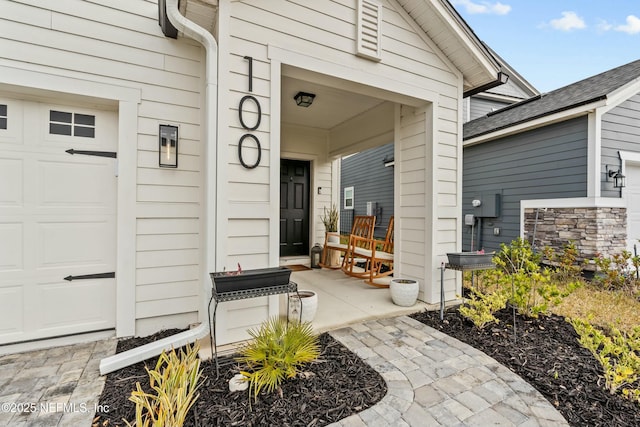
[{"xmin": 472, "ymin": 193, "xmax": 501, "ymax": 218}]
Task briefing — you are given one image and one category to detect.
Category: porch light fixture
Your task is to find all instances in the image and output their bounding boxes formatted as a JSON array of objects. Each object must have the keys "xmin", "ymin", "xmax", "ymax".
[
  {"xmin": 607, "ymin": 165, "xmax": 626, "ymax": 188},
  {"xmin": 159, "ymin": 124, "xmax": 178, "ymax": 168},
  {"xmin": 294, "ymin": 91, "xmax": 316, "ymax": 107}
]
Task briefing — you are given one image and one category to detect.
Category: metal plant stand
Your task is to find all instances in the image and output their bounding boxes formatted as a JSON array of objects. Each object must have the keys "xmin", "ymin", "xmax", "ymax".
[
  {"xmin": 208, "ymin": 280, "xmax": 300, "ymax": 377},
  {"xmin": 440, "ymin": 261, "xmax": 495, "ymax": 321}
]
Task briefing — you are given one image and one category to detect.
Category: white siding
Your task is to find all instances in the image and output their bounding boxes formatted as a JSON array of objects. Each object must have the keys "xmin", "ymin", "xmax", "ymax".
[
  {"xmin": 219, "ymin": 0, "xmax": 462, "ymax": 323},
  {"xmin": 1, "ymin": 0, "xmax": 205, "ymax": 336}
]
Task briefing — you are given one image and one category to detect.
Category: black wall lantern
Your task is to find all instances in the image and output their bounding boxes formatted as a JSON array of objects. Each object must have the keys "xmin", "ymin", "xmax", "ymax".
[
  {"xmin": 159, "ymin": 124, "xmax": 178, "ymax": 168},
  {"xmin": 294, "ymin": 92, "xmax": 316, "ymax": 107},
  {"xmin": 606, "ymin": 165, "xmax": 626, "ymax": 188}
]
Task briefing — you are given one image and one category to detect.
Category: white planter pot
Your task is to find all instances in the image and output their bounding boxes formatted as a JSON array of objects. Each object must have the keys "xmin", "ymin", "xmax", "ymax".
[
  {"xmin": 289, "ymin": 290, "xmax": 318, "ymax": 323},
  {"xmin": 389, "ymin": 279, "xmax": 419, "ymax": 307}
]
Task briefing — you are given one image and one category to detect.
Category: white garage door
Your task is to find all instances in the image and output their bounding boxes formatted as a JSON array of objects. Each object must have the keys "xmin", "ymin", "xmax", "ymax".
[
  {"xmin": 0, "ymin": 96, "xmax": 117, "ymax": 344},
  {"xmin": 626, "ymin": 163, "xmax": 640, "ymax": 254}
]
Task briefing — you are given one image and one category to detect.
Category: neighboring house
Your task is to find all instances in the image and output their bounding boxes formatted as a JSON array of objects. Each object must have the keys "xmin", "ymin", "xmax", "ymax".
[
  {"xmin": 462, "ymin": 46, "xmax": 539, "ymax": 122},
  {"xmin": 0, "ymin": 0, "xmax": 504, "ymax": 370},
  {"xmin": 462, "ymin": 59, "xmax": 640, "ymax": 261},
  {"xmin": 340, "ymin": 144, "xmax": 394, "ymax": 239},
  {"xmin": 339, "ymin": 50, "xmax": 538, "ymax": 241}
]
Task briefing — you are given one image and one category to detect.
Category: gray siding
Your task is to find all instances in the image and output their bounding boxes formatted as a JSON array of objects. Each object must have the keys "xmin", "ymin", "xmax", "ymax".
[
  {"xmin": 469, "ymin": 97, "xmax": 511, "ymax": 121},
  {"xmin": 601, "ymin": 92, "xmax": 640, "ymax": 197},
  {"xmin": 340, "ymin": 143, "xmax": 394, "ymax": 238},
  {"xmin": 462, "ymin": 117, "xmax": 588, "ymax": 252},
  {"xmin": 485, "ymin": 77, "xmax": 532, "ymax": 100}
]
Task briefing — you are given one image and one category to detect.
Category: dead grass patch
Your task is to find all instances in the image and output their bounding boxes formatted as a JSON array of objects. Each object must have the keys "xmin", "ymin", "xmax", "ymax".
[{"xmin": 552, "ymin": 284, "xmax": 640, "ymax": 333}]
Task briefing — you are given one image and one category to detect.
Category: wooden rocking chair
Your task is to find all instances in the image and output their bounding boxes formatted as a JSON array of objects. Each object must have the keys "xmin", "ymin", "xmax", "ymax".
[
  {"xmin": 319, "ymin": 215, "xmax": 375, "ymax": 269},
  {"xmin": 342, "ymin": 216, "xmax": 394, "ymax": 288}
]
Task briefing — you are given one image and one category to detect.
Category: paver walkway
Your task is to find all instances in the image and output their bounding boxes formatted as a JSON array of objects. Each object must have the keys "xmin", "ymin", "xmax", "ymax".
[
  {"xmin": 0, "ymin": 315, "xmax": 568, "ymax": 426},
  {"xmin": 329, "ymin": 316, "xmax": 568, "ymax": 426},
  {"xmin": 0, "ymin": 339, "xmax": 117, "ymax": 427}
]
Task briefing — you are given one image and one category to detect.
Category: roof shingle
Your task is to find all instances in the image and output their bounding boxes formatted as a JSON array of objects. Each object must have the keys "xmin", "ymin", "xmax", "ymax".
[{"xmin": 464, "ymin": 59, "xmax": 640, "ymax": 140}]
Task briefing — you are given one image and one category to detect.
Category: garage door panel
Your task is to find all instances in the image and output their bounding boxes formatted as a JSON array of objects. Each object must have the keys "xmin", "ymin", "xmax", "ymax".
[
  {"xmin": 38, "ymin": 160, "xmax": 114, "ymax": 207},
  {"xmin": 0, "ymin": 157, "xmax": 24, "ymax": 206},
  {"xmin": 0, "ymin": 98, "xmax": 24, "ymax": 145},
  {"xmin": 627, "ymin": 164, "xmax": 640, "ymax": 253},
  {"xmin": 0, "ymin": 286, "xmax": 24, "ymax": 337},
  {"xmin": 38, "ymin": 220, "xmax": 113, "ymax": 269},
  {"xmin": 39, "ymin": 103, "xmax": 116, "ymax": 150},
  {"xmin": 36, "ymin": 280, "xmax": 115, "ymax": 331},
  {"xmin": 0, "ymin": 223, "xmax": 23, "ymax": 271},
  {"xmin": 0, "ymin": 97, "xmax": 116, "ymax": 344}
]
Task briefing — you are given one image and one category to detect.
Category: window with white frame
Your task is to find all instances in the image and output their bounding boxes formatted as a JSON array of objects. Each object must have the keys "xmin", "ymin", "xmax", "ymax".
[{"xmin": 344, "ymin": 186, "xmax": 354, "ymax": 210}]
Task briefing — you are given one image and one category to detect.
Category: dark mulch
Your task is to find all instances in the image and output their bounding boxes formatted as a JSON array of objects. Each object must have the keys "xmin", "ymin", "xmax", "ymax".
[
  {"xmin": 94, "ymin": 331, "xmax": 387, "ymax": 426},
  {"xmin": 411, "ymin": 308, "xmax": 640, "ymax": 427}
]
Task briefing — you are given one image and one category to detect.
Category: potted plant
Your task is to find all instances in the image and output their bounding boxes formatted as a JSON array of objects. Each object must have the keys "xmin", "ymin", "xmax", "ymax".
[
  {"xmin": 321, "ymin": 204, "xmax": 339, "ymax": 235},
  {"xmin": 320, "ymin": 204, "xmax": 341, "ymax": 266},
  {"xmin": 389, "ymin": 278, "xmax": 419, "ymax": 306}
]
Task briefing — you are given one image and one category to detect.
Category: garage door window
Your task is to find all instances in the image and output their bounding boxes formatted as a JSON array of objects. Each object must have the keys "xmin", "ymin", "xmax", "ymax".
[
  {"xmin": 49, "ymin": 110, "xmax": 95, "ymax": 138},
  {"xmin": 0, "ymin": 104, "xmax": 6, "ymax": 130}
]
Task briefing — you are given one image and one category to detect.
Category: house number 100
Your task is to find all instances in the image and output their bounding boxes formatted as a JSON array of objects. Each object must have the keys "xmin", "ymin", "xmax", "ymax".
[{"xmin": 238, "ymin": 56, "xmax": 261, "ymax": 169}]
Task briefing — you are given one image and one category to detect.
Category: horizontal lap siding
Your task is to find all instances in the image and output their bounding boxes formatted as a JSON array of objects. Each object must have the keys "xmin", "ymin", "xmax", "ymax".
[
  {"xmin": 340, "ymin": 143, "xmax": 394, "ymax": 238},
  {"xmin": 2, "ymin": 0, "xmax": 204, "ymax": 330},
  {"xmin": 462, "ymin": 117, "xmax": 588, "ymax": 252},
  {"xmin": 602, "ymin": 93, "xmax": 640, "ymax": 197},
  {"xmin": 226, "ymin": 0, "xmax": 458, "ymax": 258}
]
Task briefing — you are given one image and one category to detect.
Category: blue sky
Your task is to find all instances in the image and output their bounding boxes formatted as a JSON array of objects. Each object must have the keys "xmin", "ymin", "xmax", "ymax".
[{"xmin": 450, "ymin": 1, "xmax": 640, "ymax": 93}]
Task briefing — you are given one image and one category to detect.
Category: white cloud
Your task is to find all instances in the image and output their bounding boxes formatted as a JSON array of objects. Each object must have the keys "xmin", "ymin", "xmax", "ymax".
[
  {"xmin": 597, "ymin": 20, "xmax": 613, "ymax": 32},
  {"xmin": 452, "ymin": 0, "xmax": 511, "ymax": 15},
  {"xmin": 615, "ymin": 15, "xmax": 640, "ymax": 34},
  {"xmin": 549, "ymin": 11, "xmax": 586, "ymax": 31}
]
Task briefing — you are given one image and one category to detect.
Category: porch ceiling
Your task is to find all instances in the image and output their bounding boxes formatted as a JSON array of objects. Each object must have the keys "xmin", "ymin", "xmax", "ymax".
[{"xmin": 282, "ymin": 76, "xmax": 386, "ymax": 130}]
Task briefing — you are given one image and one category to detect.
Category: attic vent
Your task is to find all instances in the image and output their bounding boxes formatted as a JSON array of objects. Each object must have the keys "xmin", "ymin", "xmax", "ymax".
[{"xmin": 356, "ymin": 0, "xmax": 382, "ymax": 62}]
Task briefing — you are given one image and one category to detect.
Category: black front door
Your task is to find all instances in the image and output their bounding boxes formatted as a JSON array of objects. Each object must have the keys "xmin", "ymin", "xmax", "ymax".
[{"xmin": 280, "ymin": 159, "xmax": 310, "ymax": 257}]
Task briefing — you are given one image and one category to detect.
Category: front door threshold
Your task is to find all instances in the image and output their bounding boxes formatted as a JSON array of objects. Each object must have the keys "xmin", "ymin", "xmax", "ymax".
[{"xmin": 280, "ymin": 256, "xmax": 311, "ymax": 268}]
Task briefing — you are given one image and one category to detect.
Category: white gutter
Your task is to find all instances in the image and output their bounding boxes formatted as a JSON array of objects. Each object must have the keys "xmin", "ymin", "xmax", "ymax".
[{"xmin": 100, "ymin": 0, "xmax": 218, "ymax": 375}]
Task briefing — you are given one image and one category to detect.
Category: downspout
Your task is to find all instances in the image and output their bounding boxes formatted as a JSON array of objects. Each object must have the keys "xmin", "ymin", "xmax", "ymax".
[{"xmin": 100, "ymin": 0, "xmax": 218, "ymax": 375}]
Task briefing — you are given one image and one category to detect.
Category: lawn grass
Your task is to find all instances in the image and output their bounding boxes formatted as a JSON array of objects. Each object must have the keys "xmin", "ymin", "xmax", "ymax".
[{"xmin": 552, "ymin": 284, "xmax": 640, "ymax": 333}]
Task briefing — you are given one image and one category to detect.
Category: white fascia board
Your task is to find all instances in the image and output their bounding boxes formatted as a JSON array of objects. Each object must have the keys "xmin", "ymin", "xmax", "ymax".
[
  {"xmin": 599, "ymin": 77, "xmax": 640, "ymax": 114},
  {"xmin": 426, "ymin": 0, "xmax": 500, "ymax": 79},
  {"xmin": 463, "ymin": 100, "xmax": 607, "ymax": 147}
]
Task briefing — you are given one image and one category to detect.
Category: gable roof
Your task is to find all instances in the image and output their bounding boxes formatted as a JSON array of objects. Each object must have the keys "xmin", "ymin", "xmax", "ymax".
[
  {"xmin": 464, "ymin": 59, "xmax": 640, "ymax": 141},
  {"xmin": 396, "ymin": 0, "xmax": 502, "ymax": 93}
]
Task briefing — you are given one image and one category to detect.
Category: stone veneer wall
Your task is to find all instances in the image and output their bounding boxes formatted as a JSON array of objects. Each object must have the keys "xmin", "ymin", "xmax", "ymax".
[{"xmin": 523, "ymin": 207, "xmax": 627, "ymax": 264}]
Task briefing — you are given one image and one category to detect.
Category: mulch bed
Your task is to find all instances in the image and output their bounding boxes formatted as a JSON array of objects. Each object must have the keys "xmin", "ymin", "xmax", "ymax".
[
  {"xmin": 94, "ymin": 331, "xmax": 387, "ymax": 426},
  {"xmin": 410, "ymin": 308, "xmax": 640, "ymax": 427}
]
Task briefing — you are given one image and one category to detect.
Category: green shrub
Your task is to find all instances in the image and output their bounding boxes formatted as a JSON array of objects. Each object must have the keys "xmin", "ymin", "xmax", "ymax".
[
  {"xmin": 236, "ymin": 317, "xmax": 320, "ymax": 401},
  {"xmin": 126, "ymin": 343, "xmax": 203, "ymax": 427},
  {"xmin": 459, "ymin": 288, "xmax": 508, "ymax": 328},
  {"xmin": 571, "ymin": 319, "xmax": 640, "ymax": 404},
  {"xmin": 543, "ymin": 241, "xmax": 583, "ymax": 282},
  {"xmin": 592, "ymin": 250, "xmax": 640, "ymax": 294},
  {"xmin": 494, "ymin": 237, "xmax": 541, "ymax": 275},
  {"xmin": 492, "ymin": 238, "xmax": 574, "ymax": 318}
]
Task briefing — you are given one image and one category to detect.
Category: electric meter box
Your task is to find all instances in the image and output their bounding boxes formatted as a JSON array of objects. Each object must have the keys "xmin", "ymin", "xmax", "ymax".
[{"xmin": 473, "ymin": 193, "xmax": 501, "ymax": 218}]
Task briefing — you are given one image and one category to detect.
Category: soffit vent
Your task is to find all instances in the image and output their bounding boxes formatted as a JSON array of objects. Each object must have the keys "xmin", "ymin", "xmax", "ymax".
[{"xmin": 356, "ymin": 0, "xmax": 382, "ymax": 62}]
